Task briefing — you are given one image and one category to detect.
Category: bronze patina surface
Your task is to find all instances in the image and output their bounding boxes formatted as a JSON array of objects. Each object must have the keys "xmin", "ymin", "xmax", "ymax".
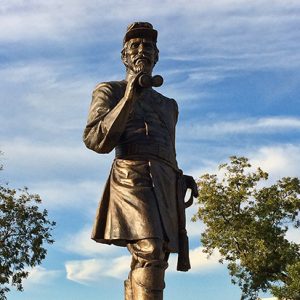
[{"xmin": 83, "ymin": 22, "xmax": 198, "ymax": 300}]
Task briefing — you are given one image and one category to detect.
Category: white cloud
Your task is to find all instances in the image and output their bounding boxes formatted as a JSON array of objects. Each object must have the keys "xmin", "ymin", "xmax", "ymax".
[
  {"xmin": 189, "ymin": 247, "xmax": 221, "ymax": 273},
  {"xmin": 61, "ymin": 222, "xmax": 206, "ymax": 261},
  {"xmin": 184, "ymin": 142, "xmax": 300, "ymax": 175},
  {"xmin": 179, "ymin": 117, "xmax": 300, "ymax": 140},
  {"xmin": 62, "ymin": 227, "xmax": 122, "ymax": 257},
  {"xmin": 65, "ymin": 255, "xmax": 131, "ymax": 284},
  {"xmin": 286, "ymin": 227, "xmax": 300, "ymax": 244},
  {"xmin": 1, "ymin": 137, "xmax": 112, "ymax": 177},
  {"xmin": 2, "ymin": 0, "xmax": 300, "ymax": 71},
  {"xmin": 107, "ymin": 256, "xmax": 132, "ymax": 279},
  {"xmin": 65, "ymin": 259, "xmax": 105, "ymax": 284},
  {"xmin": 168, "ymin": 246, "xmax": 221, "ymax": 274},
  {"xmin": 250, "ymin": 144, "xmax": 300, "ymax": 180},
  {"xmin": 0, "ymin": 61, "xmax": 96, "ymax": 123},
  {"xmin": 0, "ymin": 60, "xmax": 118, "ymax": 149},
  {"xmin": 23, "ymin": 266, "xmax": 61, "ymax": 289},
  {"xmin": 2, "ymin": 139, "xmax": 87, "ymax": 167},
  {"xmin": 185, "ymin": 144, "xmax": 300, "ymax": 186},
  {"xmin": 0, "ymin": 1, "xmax": 100, "ymax": 42},
  {"xmin": 0, "ymin": 63, "xmax": 57, "ymax": 85},
  {"xmin": 186, "ymin": 205, "xmax": 206, "ymax": 238},
  {"xmin": 1, "ymin": 138, "xmax": 113, "ymax": 210},
  {"xmin": 65, "ymin": 246, "xmax": 221, "ymax": 284},
  {"xmin": 29, "ymin": 179, "xmax": 104, "ymax": 210}
]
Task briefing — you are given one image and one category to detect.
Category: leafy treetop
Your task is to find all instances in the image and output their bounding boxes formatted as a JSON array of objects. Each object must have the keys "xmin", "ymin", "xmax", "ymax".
[
  {"xmin": 193, "ymin": 156, "xmax": 300, "ymax": 300},
  {"xmin": 0, "ymin": 157, "xmax": 55, "ymax": 300}
]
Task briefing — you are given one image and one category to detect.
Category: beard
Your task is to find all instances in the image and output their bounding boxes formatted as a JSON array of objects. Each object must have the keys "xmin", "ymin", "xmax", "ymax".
[
  {"xmin": 129, "ymin": 56, "xmax": 152, "ymax": 74},
  {"xmin": 134, "ymin": 61, "xmax": 146, "ymax": 73}
]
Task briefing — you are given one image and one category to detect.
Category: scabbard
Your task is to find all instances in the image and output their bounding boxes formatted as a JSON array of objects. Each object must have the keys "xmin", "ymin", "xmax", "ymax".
[{"xmin": 176, "ymin": 174, "xmax": 191, "ymax": 272}]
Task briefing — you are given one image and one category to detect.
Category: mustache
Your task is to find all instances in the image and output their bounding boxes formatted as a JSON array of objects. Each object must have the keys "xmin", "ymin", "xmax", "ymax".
[{"xmin": 133, "ymin": 55, "xmax": 151, "ymax": 64}]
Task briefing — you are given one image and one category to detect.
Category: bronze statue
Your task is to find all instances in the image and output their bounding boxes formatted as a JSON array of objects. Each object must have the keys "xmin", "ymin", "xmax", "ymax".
[{"xmin": 83, "ymin": 22, "xmax": 198, "ymax": 300}]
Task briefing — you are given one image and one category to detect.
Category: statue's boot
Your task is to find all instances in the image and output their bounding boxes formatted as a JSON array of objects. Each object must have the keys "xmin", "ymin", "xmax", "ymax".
[
  {"xmin": 124, "ymin": 278, "xmax": 133, "ymax": 300},
  {"xmin": 131, "ymin": 267, "xmax": 165, "ymax": 300}
]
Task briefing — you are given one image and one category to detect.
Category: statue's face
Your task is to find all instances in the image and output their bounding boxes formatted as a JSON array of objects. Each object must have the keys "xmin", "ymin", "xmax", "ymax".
[{"xmin": 124, "ymin": 37, "xmax": 157, "ymax": 74}]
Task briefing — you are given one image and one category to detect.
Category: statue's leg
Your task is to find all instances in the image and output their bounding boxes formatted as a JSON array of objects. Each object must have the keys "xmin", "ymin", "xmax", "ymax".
[
  {"xmin": 124, "ymin": 276, "xmax": 133, "ymax": 300},
  {"xmin": 126, "ymin": 238, "xmax": 168, "ymax": 300}
]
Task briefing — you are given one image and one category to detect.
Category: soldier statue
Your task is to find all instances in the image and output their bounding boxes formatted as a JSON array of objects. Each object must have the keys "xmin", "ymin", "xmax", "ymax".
[{"xmin": 83, "ymin": 22, "xmax": 198, "ymax": 300}]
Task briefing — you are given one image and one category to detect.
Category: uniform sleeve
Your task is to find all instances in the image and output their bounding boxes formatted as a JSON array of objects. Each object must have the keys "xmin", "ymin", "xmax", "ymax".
[{"xmin": 83, "ymin": 82, "xmax": 133, "ymax": 154}]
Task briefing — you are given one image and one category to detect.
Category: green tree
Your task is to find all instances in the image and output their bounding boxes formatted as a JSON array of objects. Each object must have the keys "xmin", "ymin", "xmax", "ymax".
[
  {"xmin": 193, "ymin": 156, "xmax": 300, "ymax": 300},
  {"xmin": 0, "ymin": 157, "xmax": 55, "ymax": 300}
]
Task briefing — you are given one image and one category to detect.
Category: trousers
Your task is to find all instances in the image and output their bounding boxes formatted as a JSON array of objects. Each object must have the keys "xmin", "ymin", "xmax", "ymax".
[{"xmin": 125, "ymin": 238, "xmax": 169, "ymax": 300}]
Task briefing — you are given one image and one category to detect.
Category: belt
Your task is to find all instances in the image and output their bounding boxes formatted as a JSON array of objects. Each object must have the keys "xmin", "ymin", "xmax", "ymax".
[{"xmin": 115, "ymin": 143, "xmax": 175, "ymax": 164}]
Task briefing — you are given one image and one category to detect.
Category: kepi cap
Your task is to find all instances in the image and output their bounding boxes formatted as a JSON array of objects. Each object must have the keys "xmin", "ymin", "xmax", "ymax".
[{"xmin": 123, "ymin": 22, "xmax": 157, "ymax": 45}]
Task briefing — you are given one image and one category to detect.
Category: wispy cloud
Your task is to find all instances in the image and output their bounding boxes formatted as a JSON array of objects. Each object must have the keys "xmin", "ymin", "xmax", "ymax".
[
  {"xmin": 28, "ymin": 180, "xmax": 103, "ymax": 210},
  {"xmin": 62, "ymin": 227, "xmax": 122, "ymax": 257},
  {"xmin": 66, "ymin": 259, "xmax": 105, "ymax": 284},
  {"xmin": 286, "ymin": 227, "xmax": 300, "ymax": 244},
  {"xmin": 250, "ymin": 144, "xmax": 300, "ymax": 180},
  {"xmin": 1, "ymin": 138, "xmax": 112, "ymax": 177},
  {"xmin": 2, "ymin": 1, "xmax": 300, "ymax": 69},
  {"xmin": 168, "ymin": 246, "xmax": 221, "ymax": 274},
  {"xmin": 1, "ymin": 139, "xmax": 112, "ymax": 210},
  {"xmin": 23, "ymin": 266, "xmax": 62, "ymax": 289},
  {"xmin": 2, "ymin": 2, "xmax": 300, "ymax": 144},
  {"xmin": 65, "ymin": 246, "xmax": 221, "ymax": 284},
  {"xmin": 65, "ymin": 255, "xmax": 131, "ymax": 283},
  {"xmin": 0, "ymin": 61, "xmax": 97, "ymax": 134},
  {"xmin": 178, "ymin": 117, "xmax": 300, "ymax": 140},
  {"xmin": 187, "ymin": 144, "xmax": 300, "ymax": 180}
]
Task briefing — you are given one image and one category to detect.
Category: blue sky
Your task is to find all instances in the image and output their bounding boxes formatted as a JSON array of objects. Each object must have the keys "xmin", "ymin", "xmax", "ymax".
[{"xmin": 1, "ymin": 1, "xmax": 300, "ymax": 299}]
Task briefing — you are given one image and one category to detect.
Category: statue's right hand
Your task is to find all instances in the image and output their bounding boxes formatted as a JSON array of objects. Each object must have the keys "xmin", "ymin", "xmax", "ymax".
[{"xmin": 124, "ymin": 72, "xmax": 142, "ymax": 102}]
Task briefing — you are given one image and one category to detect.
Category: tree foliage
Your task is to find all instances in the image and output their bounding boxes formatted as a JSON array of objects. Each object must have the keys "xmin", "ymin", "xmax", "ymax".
[
  {"xmin": 193, "ymin": 156, "xmax": 300, "ymax": 300},
  {"xmin": 0, "ymin": 159, "xmax": 55, "ymax": 299}
]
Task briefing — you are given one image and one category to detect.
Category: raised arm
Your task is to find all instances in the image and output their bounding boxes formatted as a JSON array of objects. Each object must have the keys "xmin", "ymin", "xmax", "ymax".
[{"xmin": 83, "ymin": 76, "xmax": 140, "ymax": 153}]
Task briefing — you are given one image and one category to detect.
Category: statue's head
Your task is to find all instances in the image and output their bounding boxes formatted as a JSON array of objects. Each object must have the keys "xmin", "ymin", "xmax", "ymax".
[{"xmin": 121, "ymin": 22, "xmax": 159, "ymax": 74}]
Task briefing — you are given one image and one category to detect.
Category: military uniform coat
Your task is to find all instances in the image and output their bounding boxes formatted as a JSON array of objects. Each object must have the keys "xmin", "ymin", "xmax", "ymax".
[{"xmin": 83, "ymin": 80, "xmax": 180, "ymax": 252}]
